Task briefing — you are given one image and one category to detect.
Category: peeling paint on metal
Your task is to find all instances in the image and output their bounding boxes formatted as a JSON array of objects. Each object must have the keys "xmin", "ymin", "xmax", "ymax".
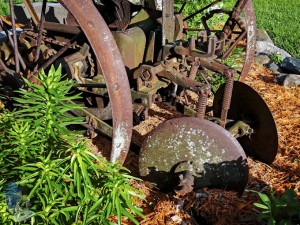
[
  {"xmin": 127, "ymin": 0, "xmax": 144, "ymax": 5},
  {"xmin": 111, "ymin": 122, "xmax": 129, "ymax": 163},
  {"xmin": 155, "ymin": 0, "xmax": 162, "ymax": 10},
  {"xmin": 246, "ymin": 20, "xmax": 256, "ymax": 57}
]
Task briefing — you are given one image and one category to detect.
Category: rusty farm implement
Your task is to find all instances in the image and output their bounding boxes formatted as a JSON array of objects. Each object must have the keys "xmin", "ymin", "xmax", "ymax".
[{"xmin": 0, "ymin": 0, "xmax": 278, "ymax": 195}]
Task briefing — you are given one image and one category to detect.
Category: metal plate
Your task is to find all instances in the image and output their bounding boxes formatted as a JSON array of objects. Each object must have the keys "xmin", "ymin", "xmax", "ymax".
[
  {"xmin": 213, "ymin": 81, "xmax": 278, "ymax": 164},
  {"xmin": 139, "ymin": 117, "xmax": 248, "ymax": 193}
]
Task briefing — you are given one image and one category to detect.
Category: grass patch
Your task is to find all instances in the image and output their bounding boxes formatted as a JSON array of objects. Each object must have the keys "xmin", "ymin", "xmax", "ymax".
[
  {"xmin": 253, "ymin": 0, "xmax": 300, "ymax": 58},
  {"xmin": 0, "ymin": 1, "xmax": 25, "ymax": 15}
]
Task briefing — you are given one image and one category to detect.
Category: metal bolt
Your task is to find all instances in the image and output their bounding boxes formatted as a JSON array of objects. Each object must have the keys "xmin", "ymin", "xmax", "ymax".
[
  {"xmin": 113, "ymin": 83, "xmax": 120, "ymax": 90},
  {"xmin": 87, "ymin": 21, "xmax": 94, "ymax": 28},
  {"xmin": 141, "ymin": 98, "xmax": 148, "ymax": 105},
  {"xmin": 141, "ymin": 69, "xmax": 152, "ymax": 81},
  {"xmin": 146, "ymin": 83, "xmax": 153, "ymax": 88}
]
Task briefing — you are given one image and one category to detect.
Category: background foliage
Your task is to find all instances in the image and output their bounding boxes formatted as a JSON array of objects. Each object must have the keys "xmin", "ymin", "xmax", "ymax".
[
  {"xmin": 252, "ymin": 188, "xmax": 300, "ymax": 225},
  {"xmin": 0, "ymin": 0, "xmax": 299, "ymax": 57}
]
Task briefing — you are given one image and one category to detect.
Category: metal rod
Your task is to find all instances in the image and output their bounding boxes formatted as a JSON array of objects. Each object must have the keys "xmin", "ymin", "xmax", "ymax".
[
  {"xmin": 178, "ymin": 0, "xmax": 187, "ymax": 14},
  {"xmin": 44, "ymin": 21, "xmax": 81, "ymax": 34},
  {"xmin": 183, "ymin": 27, "xmax": 243, "ymax": 34},
  {"xmin": 188, "ymin": 62, "xmax": 199, "ymax": 80},
  {"xmin": 35, "ymin": 0, "xmax": 47, "ymax": 62},
  {"xmin": 9, "ymin": 0, "xmax": 20, "ymax": 73},
  {"xmin": 183, "ymin": 0, "xmax": 220, "ymax": 21},
  {"xmin": 221, "ymin": 30, "xmax": 246, "ymax": 60},
  {"xmin": 75, "ymin": 83, "xmax": 107, "ymax": 88},
  {"xmin": 0, "ymin": 18, "xmax": 26, "ymax": 70},
  {"xmin": 23, "ymin": 0, "xmax": 39, "ymax": 27},
  {"xmin": 40, "ymin": 32, "xmax": 81, "ymax": 71},
  {"xmin": 0, "ymin": 58, "xmax": 14, "ymax": 75}
]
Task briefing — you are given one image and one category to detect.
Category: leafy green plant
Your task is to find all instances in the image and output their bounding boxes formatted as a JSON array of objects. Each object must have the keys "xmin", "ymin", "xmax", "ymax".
[
  {"xmin": 222, "ymin": 47, "xmax": 244, "ymax": 71},
  {"xmin": 195, "ymin": 72, "xmax": 226, "ymax": 93},
  {"xmin": 0, "ymin": 66, "xmax": 144, "ymax": 224},
  {"xmin": 252, "ymin": 188, "xmax": 300, "ymax": 225},
  {"xmin": 269, "ymin": 53, "xmax": 284, "ymax": 64}
]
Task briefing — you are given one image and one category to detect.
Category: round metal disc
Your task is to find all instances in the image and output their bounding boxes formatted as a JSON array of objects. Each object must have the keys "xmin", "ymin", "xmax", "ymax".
[
  {"xmin": 139, "ymin": 117, "xmax": 248, "ymax": 193},
  {"xmin": 213, "ymin": 81, "xmax": 278, "ymax": 164}
]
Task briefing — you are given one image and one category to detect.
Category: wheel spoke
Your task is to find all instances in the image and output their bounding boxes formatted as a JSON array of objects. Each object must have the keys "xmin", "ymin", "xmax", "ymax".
[
  {"xmin": 178, "ymin": 0, "xmax": 187, "ymax": 14},
  {"xmin": 183, "ymin": 0, "xmax": 220, "ymax": 21},
  {"xmin": 9, "ymin": 0, "xmax": 20, "ymax": 73},
  {"xmin": 34, "ymin": 0, "xmax": 47, "ymax": 62}
]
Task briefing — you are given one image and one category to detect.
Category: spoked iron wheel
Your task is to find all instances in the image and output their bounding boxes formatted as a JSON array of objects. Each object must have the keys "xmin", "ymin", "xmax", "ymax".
[
  {"xmin": 178, "ymin": 0, "xmax": 256, "ymax": 82},
  {"xmin": 0, "ymin": 0, "xmax": 132, "ymax": 164}
]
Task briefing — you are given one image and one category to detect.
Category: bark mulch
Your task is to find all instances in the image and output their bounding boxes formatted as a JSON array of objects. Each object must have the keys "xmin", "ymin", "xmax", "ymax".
[{"xmin": 121, "ymin": 63, "xmax": 300, "ymax": 225}]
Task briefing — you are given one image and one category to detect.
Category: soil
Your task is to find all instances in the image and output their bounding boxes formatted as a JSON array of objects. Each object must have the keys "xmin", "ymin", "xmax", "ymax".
[{"xmin": 92, "ymin": 62, "xmax": 300, "ymax": 225}]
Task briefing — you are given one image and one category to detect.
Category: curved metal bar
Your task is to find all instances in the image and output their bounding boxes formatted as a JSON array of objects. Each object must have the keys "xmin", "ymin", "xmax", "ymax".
[
  {"xmin": 60, "ymin": 0, "xmax": 133, "ymax": 164},
  {"xmin": 240, "ymin": 0, "xmax": 257, "ymax": 81}
]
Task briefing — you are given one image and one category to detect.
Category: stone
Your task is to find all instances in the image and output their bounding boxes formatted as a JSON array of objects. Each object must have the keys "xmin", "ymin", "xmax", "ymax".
[
  {"xmin": 171, "ymin": 215, "xmax": 182, "ymax": 223},
  {"xmin": 0, "ymin": 28, "xmax": 23, "ymax": 45},
  {"xmin": 15, "ymin": 2, "xmax": 68, "ymax": 24},
  {"xmin": 255, "ymin": 54, "xmax": 270, "ymax": 65},
  {"xmin": 283, "ymin": 74, "xmax": 300, "ymax": 88},
  {"xmin": 256, "ymin": 41, "xmax": 291, "ymax": 59},
  {"xmin": 274, "ymin": 73, "xmax": 289, "ymax": 85},
  {"xmin": 265, "ymin": 62, "xmax": 283, "ymax": 75},
  {"xmin": 257, "ymin": 29, "xmax": 274, "ymax": 44},
  {"xmin": 280, "ymin": 57, "xmax": 300, "ymax": 75}
]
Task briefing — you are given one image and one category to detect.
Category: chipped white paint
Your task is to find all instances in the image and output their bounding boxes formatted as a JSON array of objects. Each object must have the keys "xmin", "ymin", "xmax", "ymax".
[
  {"xmin": 127, "ymin": 0, "xmax": 144, "ymax": 5},
  {"xmin": 155, "ymin": 0, "xmax": 163, "ymax": 10},
  {"xmin": 127, "ymin": 0, "xmax": 161, "ymax": 10},
  {"xmin": 111, "ymin": 122, "xmax": 129, "ymax": 163},
  {"xmin": 246, "ymin": 20, "xmax": 256, "ymax": 57}
]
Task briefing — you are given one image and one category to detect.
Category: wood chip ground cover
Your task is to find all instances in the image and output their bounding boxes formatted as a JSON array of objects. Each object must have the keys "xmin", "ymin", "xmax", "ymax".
[
  {"xmin": 2, "ymin": 61, "xmax": 297, "ymax": 224},
  {"xmin": 115, "ymin": 63, "xmax": 299, "ymax": 225}
]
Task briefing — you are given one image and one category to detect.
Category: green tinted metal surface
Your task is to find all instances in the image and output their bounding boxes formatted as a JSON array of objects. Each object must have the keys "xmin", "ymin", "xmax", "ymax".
[{"xmin": 139, "ymin": 117, "xmax": 248, "ymax": 193}]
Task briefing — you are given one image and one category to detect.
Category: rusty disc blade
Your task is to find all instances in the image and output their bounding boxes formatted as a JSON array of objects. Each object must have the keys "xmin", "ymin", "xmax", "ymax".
[
  {"xmin": 213, "ymin": 81, "xmax": 278, "ymax": 164},
  {"xmin": 139, "ymin": 117, "xmax": 248, "ymax": 193}
]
